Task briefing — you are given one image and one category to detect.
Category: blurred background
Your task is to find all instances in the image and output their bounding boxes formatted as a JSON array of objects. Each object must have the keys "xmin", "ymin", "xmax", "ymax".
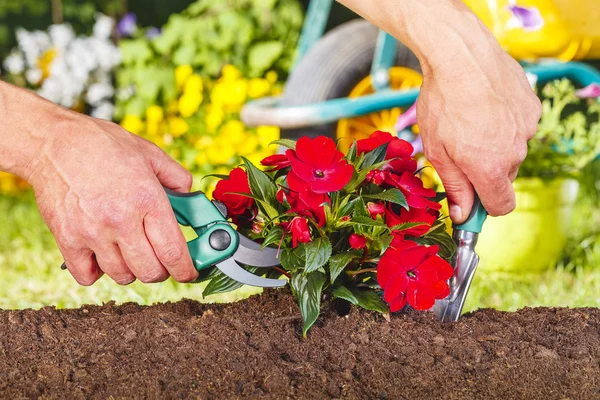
[{"xmin": 0, "ymin": 0, "xmax": 598, "ymax": 312}]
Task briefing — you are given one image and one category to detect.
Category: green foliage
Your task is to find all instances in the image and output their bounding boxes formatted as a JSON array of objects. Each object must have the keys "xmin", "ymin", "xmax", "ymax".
[
  {"xmin": 520, "ymin": 79, "xmax": 600, "ymax": 180},
  {"xmin": 115, "ymin": 0, "xmax": 303, "ymax": 117}
]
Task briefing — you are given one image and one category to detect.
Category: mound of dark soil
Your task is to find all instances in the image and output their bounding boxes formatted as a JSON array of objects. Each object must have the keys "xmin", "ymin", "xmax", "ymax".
[{"xmin": 0, "ymin": 289, "xmax": 599, "ymax": 399}]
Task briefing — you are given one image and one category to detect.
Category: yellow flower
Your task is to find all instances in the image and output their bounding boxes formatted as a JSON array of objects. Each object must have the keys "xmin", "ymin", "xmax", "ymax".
[
  {"xmin": 257, "ymin": 125, "xmax": 280, "ymax": 148},
  {"xmin": 210, "ymin": 80, "xmax": 247, "ymax": 112},
  {"xmin": 184, "ymin": 74, "xmax": 203, "ymax": 95},
  {"xmin": 207, "ymin": 137, "xmax": 236, "ymax": 165},
  {"xmin": 0, "ymin": 172, "xmax": 18, "ymax": 194},
  {"xmin": 120, "ymin": 115, "xmax": 144, "ymax": 135},
  {"xmin": 265, "ymin": 70, "xmax": 278, "ymax": 84},
  {"xmin": 236, "ymin": 134, "xmax": 260, "ymax": 156},
  {"xmin": 194, "ymin": 135, "xmax": 213, "ymax": 150},
  {"xmin": 175, "ymin": 65, "xmax": 193, "ymax": 89},
  {"xmin": 146, "ymin": 121, "xmax": 161, "ymax": 136},
  {"xmin": 205, "ymin": 105, "xmax": 224, "ymax": 132},
  {"xmin": 146, "ymin": 105, "xmax": 164, "ymax": 123},
  {"xmin": 38, "ymin": 48, "xmax": 57, "ymax": 80},
  {"xmin": 195, "ymin": 152, "xmax": 208, "ymax": 167},
  {"xmin": 167, "ymin": 99, "xmax": 179, "ymax": 114},
  {"xmin": 178, "ymin": 92, "xmax": 203, "ymax": 117},
  {"xmin": 219, "ymin": 120, "xmax": 246, "ymax": 145},
  {"xmin": 248, "ymin": 78, "xmax": 271, "ymax": 98},
  {"xmin": 168, "ymin": 117, "xmax": 189, "ymax": 137},
  {"xmin": 221, "ymin": 64, "xmax": 241, "ymax": 82}
]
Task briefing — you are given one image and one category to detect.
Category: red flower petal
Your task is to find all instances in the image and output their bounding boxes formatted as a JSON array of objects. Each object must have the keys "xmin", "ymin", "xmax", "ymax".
[
  {"xmin": 419, "ymin": 254, "xmax": 455, "ymax": 281},
  {"xmin": 406, "ymin": 280, "xmax": 437, "ymax": 310},
  {"xmin": 295, "ymin": 136, "xmax": 338, "ymax": 170},
  {"xmin": 287, "ymin": 150, "xmax": 317, "ymax": 183},
  {"xmin": 310, "ymin": 163, "xmax": 354, "ymax": 193},
  {"xmin": 387, "ymin": 138, "xmax": 414, "ymax": 160},
  {"xmin": 349, "ymin": 233, "xmax": 367, "ymax": 249},
  {"xmin": 389, "ymin": 293, "xmax": 407, "ymax": 312},
  {"xmin": 383, "ymin": 273, "xmax": 409, "ymax": 303}
]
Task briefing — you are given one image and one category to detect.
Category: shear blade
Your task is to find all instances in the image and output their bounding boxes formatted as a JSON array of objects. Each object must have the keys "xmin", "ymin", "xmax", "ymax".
[
  {"xmin": 232, "ymin": 234, "xmax": 280, "ymax": 267},
  {"xmin": 216, "ymin": 257, "xmax": 286, "ymax": 288}
]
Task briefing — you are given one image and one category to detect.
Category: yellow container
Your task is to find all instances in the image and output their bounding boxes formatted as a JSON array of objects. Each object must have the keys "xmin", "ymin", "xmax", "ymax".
[
  {"xmin": 476, "ymin": 178, "xmax": 580, "ymax": 274},
  {"xmin": 463, "ymin": 0, "xmax": 600, "ymax": 61}
]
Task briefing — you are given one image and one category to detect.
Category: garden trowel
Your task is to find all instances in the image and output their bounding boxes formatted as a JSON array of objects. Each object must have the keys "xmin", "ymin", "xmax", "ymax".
[{"xmin": 432, "ymin": 195, "xmax": 488, "ymax": 322}]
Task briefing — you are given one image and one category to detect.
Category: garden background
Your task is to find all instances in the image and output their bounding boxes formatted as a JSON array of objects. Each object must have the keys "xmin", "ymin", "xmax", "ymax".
[{"xmin": 0, "ymin": 0, "xmax": 598, "ymax": 312}]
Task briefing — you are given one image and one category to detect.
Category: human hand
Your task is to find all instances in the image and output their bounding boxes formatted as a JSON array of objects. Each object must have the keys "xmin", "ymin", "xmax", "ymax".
[
  {"xmin": 26, "ymin": 108, "xmax": 198, "ymax": 286},
  {"xmin": 416, "ymin": 41, "xmax": 541, "ymax": 223}
]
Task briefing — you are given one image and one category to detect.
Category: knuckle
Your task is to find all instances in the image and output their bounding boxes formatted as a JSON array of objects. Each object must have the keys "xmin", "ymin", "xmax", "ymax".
[
  {"xmin": 159, "ymin": 243, "xmax": 185, "ymax": 266},
  {"xmin": 173, "ymin": 267, "xmax": 199, "ymax": 283},
  {"xmin": 514, "ymin": 144, "xmax": 529, "ymax": 165},
  {"xmin": 99, "ymin": 203, "xmax": 128, "ymax": 228},
  {"xmin": 138, "ymin": 268, "xmax": 169, "ymax": 284}
]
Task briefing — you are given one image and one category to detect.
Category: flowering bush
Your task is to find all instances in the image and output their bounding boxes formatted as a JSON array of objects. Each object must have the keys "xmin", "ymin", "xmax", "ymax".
[
  {"xmin": 520, "ymin": 79, "xmax": 600, "ymax": 179},
  {"xmin": 119, "ymin": 64, "xmax": 283, "ymax": 195},
  {"xmin": 208, "ymin": 131, "xmax": 456, "ymax": 335},
  {"xmin": 2, "ymin": 14, "xmax": 121, "ymax": 119}
]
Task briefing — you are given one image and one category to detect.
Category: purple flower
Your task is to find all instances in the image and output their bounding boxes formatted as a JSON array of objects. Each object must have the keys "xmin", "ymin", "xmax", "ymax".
[
  {"xmin": 146, "ymin": 27, "xmax": 161, "ymax": 39},
  {"xmin": 410, "ymin": 135, "xmax": 423, "ymax": 156},
  {"xmin": 575, "ymin": 83, "xmax": 600, "ymax": 99},
  {"xmin": 394, "ymin": 102, "xmax": 417, "ymax": 132},
  {"xmin": 117, "ymin": 12, "xmax": 137, "ymax": 37},
  {"xmin": 507, "ymin": 4, "xmax": 544, "ymax": 32}
]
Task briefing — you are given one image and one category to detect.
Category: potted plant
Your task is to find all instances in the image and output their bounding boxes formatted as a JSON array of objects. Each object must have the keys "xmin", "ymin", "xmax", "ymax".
[
  {"xmin": 202, "ymin": 131, "xmax": 455, "ymax": 334},
  {"xmin": 477, "ymin": 78, "xmax": 600, "ymax": 273}
]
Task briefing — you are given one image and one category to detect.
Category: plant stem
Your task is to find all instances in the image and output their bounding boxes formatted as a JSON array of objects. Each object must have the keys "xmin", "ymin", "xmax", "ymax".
[
  {"xmin": 346, "ymin": 268, "xmax": 377, "ymax": 276},
  {"xmin": 272, "ymin": 267, "xmax": 291, "ymax": 279},
  {"xmin": 50, "ymin": 0, "xmax": 63, "ymax": 24}
]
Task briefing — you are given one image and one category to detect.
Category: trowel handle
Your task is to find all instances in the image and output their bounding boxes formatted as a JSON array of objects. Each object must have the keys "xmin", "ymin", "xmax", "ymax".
[{"xmin": 454, "ymin": 193, "xmax": 488, "ymax": 234}]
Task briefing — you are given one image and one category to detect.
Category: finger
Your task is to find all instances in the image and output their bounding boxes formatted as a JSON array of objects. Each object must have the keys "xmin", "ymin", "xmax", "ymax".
[
  {"xmin": 144, "ymin": 140, "xmax": 193, "ymax": 192},
  {"xmin": 93, "ymin": 243, "xmax": 136, "ymax": 285},
  {"xmin": 117, "ymin": 224, "xmax": 169, "ymax": 284},
  {"xmin": 144, "ymin": 194, "xmax": 198, "ymax": 283},
  {"xmin": 472, "ymin": 174, "xmax": 516, "ymax": 217},
  {"xmin": 62, "ymin": 249, "xmax": 103, "ymax": 286},
  {"xmin": 426, "ymin": 149, "xmax": 474, "ymax": 224}
]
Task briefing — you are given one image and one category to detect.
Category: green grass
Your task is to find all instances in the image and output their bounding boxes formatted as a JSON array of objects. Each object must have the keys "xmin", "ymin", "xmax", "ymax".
[{"xmin": 0, "ymin": 162, "xmax": 598, "ymax": 311}]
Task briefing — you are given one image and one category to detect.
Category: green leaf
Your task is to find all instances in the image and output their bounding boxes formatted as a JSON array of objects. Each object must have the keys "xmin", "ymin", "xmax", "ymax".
[
  {"xmin": 261, "ymin": 225, "xmax": 285, "ymax": 249},
  {"xmin": 346, "ymin": 216, "xmax": 385, "ymax": 227},
  {"xmin": 329, "ymin": 251, "xmax": 362, "ymax": 283},
  {"xmin": 280, "ymin": 247, "xmax": 306, "ymax": 272},
  {"xmin": 337, "ymin": 196, "xmax": 358, "ymax": 218},
  {"xmin": 431, "ymin": 192, "xmax": 447, "ymax": 203},
  {"xmin": 352, "ymin": 197, "xmax": 370, "ymax": 219},
  {"xmin": 331, "ymin": 287, "xmax": 389, "ymax": 314},
  {"xmin": 360, "ymin": 143, "xmax": 388, "ymax": 169},
  {"xmin": 364, "ymin": 188, "xmax": 408, "ymax": 210},
  {"xmin": 346, "ymin": 140, "xmax": 358, "ymax": 162},
  {"xmin": 304, "ymin": 237, "xmax": 332, "ymax": 274},
  {"xmin": 248, "ymin": 41, "xmax": 284, "ymax": 75},
  {"xmin": 343, "ymin": 160, "xmax": 389, "ymax": 193},
  {"xmin": 241, "ymin": 157, "xmax": 278, "ymax": 219},
  {"xmin": 389, "ymin": 221, "xmax": 429, "ymax": 232},
  {"xmin": 291, "ymin": 271, "xmax": 326, "ymax": 337},
  {"xmin": 415, "ymin": 227, "xmax": 456, "ymax": 260},
  {"xmin": 202, "ymin": 174, "xmax": 230, "ymax": 180},
  {"xmin": 203, "ymin": 267, "xmax": 258, "ymax": 296},
  {"xmin": 269, "ymin": 139, "xmax": 296, "ymax": 150}
]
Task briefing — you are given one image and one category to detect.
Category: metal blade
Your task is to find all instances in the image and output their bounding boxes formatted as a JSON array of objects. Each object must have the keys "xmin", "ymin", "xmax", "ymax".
[
  {"xmin": 432, "ymin": 230, "xmax": 480, "ymax": 322},
  {"xmin": 216, "ymin": 257, "xmax": 286, "ymax": 288},
  {"xmin": 232, "ymin": 233, "xmax": 280, "ymax": 267}
]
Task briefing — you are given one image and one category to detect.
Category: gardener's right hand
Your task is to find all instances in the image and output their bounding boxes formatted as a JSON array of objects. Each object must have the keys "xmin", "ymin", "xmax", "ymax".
[{"xmin": 25, "ymin": 106, "xmax": 199, "ymax": 286}]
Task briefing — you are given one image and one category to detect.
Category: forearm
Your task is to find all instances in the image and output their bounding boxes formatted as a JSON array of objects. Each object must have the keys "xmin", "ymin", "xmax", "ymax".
[
  {"xmin": 337, "ymin": 0, "xmax": 500, "ymax": 76},
  {"xmin": 0, "ymin": 81, "xmax": 61, "ymax": 180}
]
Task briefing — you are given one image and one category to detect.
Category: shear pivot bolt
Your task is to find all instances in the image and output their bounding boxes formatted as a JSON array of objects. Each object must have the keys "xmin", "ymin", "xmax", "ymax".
[{"xmin": 209, "ymin": 229, "xmax": 231, "ymax": 251}]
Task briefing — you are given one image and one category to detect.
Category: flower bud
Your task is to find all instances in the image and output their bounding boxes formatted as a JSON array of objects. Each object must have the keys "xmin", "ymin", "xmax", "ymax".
[
  {"xmin": 367, "ymin": 202, "xmax": 385, "ymax": 219},
  {"xmin": 349, "ymin": 233, "xmax": 367, "ymax": 250}
]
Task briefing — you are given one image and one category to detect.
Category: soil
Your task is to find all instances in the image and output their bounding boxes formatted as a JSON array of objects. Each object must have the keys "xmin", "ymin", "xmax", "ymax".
[{"xmin": 1, "ymin": 289, "xmax": 599, "ymax": 399}]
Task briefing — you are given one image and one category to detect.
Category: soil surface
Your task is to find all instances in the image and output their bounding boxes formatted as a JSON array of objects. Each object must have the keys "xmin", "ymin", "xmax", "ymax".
[{"xmin": 1, "ymin": 289, "xmax": 599, "ymax": 399}]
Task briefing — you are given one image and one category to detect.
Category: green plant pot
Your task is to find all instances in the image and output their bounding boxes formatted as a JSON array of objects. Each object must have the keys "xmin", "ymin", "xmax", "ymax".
[{"xmin": 476, "ymin": 178, "xmax": 580, "ymax": 274}]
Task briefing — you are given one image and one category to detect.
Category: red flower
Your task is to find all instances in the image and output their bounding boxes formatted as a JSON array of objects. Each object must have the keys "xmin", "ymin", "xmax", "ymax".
[
  {"xmin": 349, "ymin": 233, "xmax": 367, "ymax": 249},
  {"xmin": 366, "ymin": 169, "xmax": 387, "ymax": 185},
  {"xmin": 385, "ymin": 205, "xmax": 438, "ymax": 237},
  {"xmin": 213, "ymin": 168, "xmax": 254, "ymax": 216},
  {"xmin": 384, "ymin": 171, "xmax": 441, "ymax": 210},
  {"xmin": 377, "ymin": 240, "xmax": 454, "ymax": 311},
  {"xmin": 260, "ymin": 154, "xmax": 291, "ymax": 171},
  {"xmin": 390, "ymin": 231, "xmax": 405, "ymax": 248},
  {"xmin": 282, "ymin": 217, "xmax": 311, "ymax": 248},
  {"xmin": 277, "ymin": 184, "xmax": 328, "ymax": 227},
  {"xmin": 357, "ymin": 130, "xmax": 415, "ymax": 161},
  {"xmin": 286, "ymin": 136, "xmax": 354, "ymax": 193},
  {"xmin": 367, "ymin": 202, "xmax": 386, "ymax": 219}
]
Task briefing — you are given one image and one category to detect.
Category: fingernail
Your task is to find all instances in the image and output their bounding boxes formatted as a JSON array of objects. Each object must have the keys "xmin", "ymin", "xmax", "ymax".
[{"xmin": 449, "ymin": 205, "xmax": 463, "ymax": 222}]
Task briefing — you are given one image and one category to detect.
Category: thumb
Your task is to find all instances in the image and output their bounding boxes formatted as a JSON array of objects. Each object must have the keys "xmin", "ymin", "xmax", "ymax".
[
  {"xmin": 146, "ymin": 142, "xmax": 193, "ymax": 192},
  {"xmin": 428, "ymin": 151, "xmax": 474, "ymax": 224}
]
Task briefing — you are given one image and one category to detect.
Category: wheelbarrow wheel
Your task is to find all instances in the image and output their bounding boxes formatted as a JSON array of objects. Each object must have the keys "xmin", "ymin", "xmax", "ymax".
[{"xmin": 280, "ymin": 19, "xmax": 421, "ymax": 141}]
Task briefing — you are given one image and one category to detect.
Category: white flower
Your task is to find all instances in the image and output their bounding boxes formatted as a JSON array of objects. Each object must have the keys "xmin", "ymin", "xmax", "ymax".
[
  {"xmin": 526, "ymin": 73, "xmax": 538, "ymax": 89},
  {"xmin": 93, "ymin": 14, "xmax": 115, "ymax": 40},
  {"xmin": 25, "ymin": 68, "xmax": 43, "ymax": 85},
  {"xmin": 3, "ymin": 53, "xmax": 25, "ymax": 74},
  {"xmin": 90, "ymin": 101, "xmax": 115, "ymax": 120},
  {"xmin": 86, "ymin": 82, "xmax": 114, "ymax": 106},
  {"xmin": 49, "ymin": 24, "xmax": 75, "ymax": 50},
  {"xmin": 38, "ymin": 77, "xmax": 62, "ymax": 104}
]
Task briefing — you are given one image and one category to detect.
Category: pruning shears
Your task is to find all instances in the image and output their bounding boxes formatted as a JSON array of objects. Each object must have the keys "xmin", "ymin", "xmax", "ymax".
[
  {"xmin": 432, "ymin": 195, "xmax": 488, "ymax": 322},
  {"xmin": 164, "ymin": 188, "xmax": 287, "ymax": 287}
]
